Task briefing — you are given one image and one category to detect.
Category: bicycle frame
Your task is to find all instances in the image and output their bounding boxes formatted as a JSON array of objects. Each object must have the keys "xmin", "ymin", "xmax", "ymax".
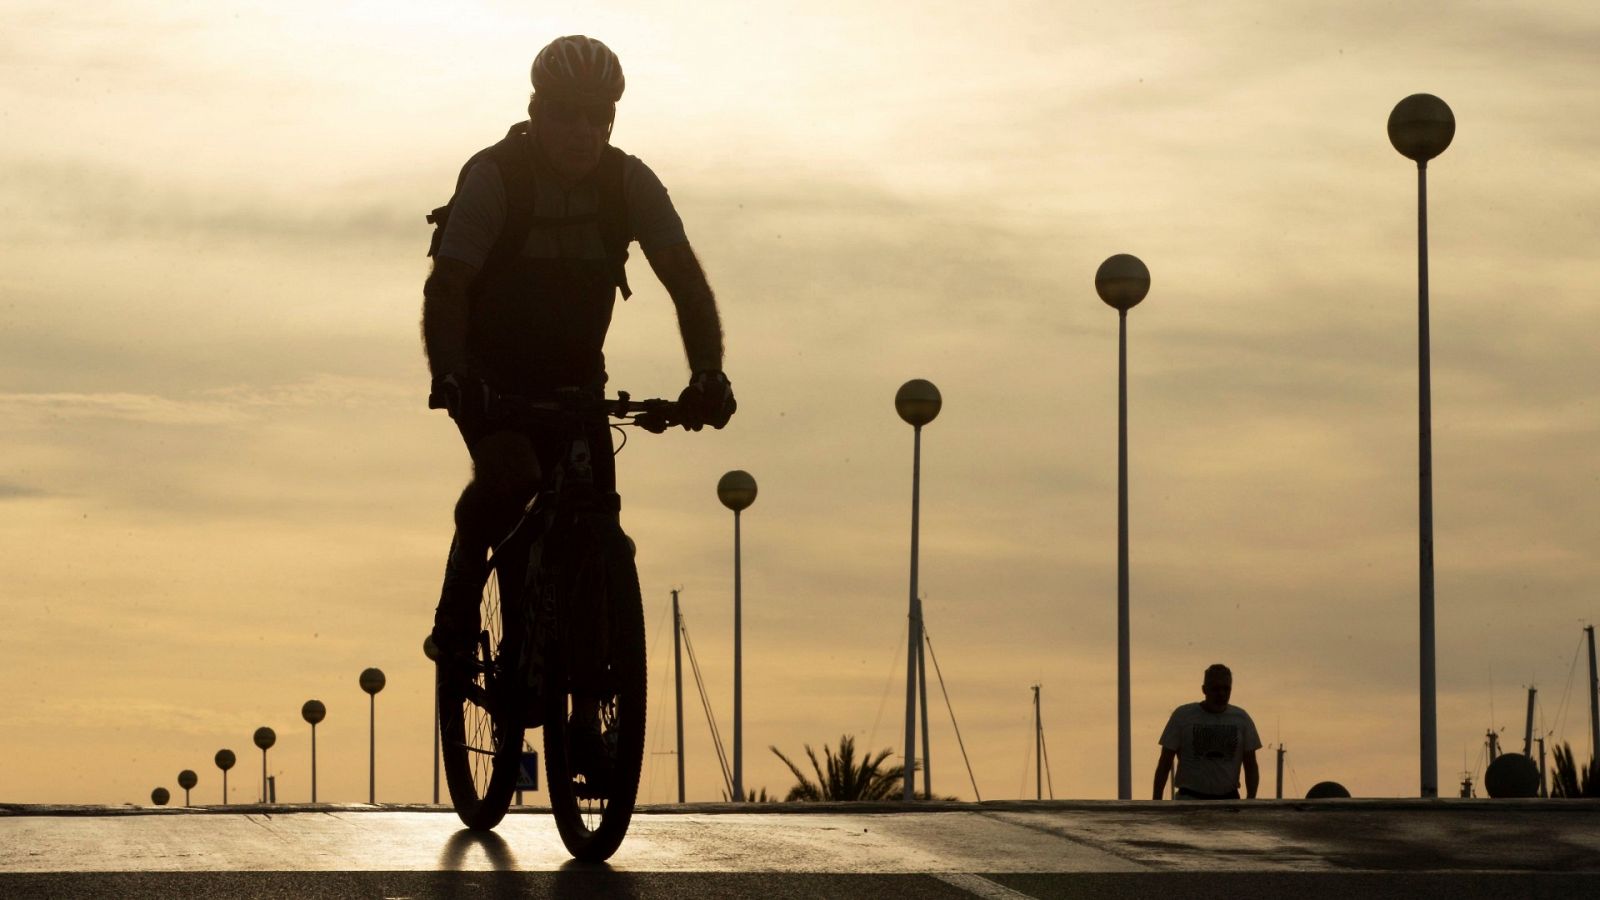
[{"xmin": 480, "ymin": 393, "xmax": 673, "ymax": 715}]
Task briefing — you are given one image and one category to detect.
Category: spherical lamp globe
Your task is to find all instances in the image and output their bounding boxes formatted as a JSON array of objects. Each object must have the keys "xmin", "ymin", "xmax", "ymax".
[
  {"xmin": 1484, "ymin": 753, "xmax": 1540, "ymax": 799},
  {"xmin": 1095, "ymin": 254, "xmax": 1150, "ymax": 312},
  {"xmin": 1388, "ymin": 93, "xmax": 1455, "ymax": 162},
  {"xmin": 359, "ymin": 668, "xmax": 386, "ymax": 695},
  {"xmin": 717, "ymin": 470, "xmax": 757, "ymax": 512},
  {"xmin": 1305, "ymin": 781, "xmax": 1351, "ymax": 799},
  {"xmin": 301, "ymin": 700, "xmax": 326, "ymax": 726},
  {"xmin": 253, "ymin": 727, "xmax": 276, "ymax": 751},
  {"xmin": 894, "ymin": 379, "xmax": 942, "ymax": 427}
]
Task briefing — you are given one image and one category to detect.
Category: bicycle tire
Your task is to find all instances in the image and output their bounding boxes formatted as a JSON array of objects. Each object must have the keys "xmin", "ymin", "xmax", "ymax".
[
  {"xmin": 438, "ymin": 544, "xmax": 528, "ymax": 830},
  {"xmin": 543, "ymin": 527, "xmax": 647, "ymax": 861}
]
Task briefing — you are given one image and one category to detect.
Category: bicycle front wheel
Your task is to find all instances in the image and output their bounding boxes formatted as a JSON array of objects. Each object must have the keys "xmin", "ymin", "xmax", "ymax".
[
  {"xmin": 543, "ymin": 532, "xmax": 647, "ymax": 862},
  {"xmin": 438, "ymin": 545, "xmax": 527, "ymax": 830}
]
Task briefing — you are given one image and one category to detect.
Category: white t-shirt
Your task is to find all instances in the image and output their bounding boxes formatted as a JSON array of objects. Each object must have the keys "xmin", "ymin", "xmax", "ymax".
[{"xmin": 1158, "ymin": 702, "xmax": 1262, "ymax": 796}]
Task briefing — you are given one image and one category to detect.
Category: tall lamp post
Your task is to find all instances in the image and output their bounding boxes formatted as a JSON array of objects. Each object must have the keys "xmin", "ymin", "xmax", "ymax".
[
  {"xmin": 423, "ymin": 635, "xmax": 442, "ymax": 805},
  {"xmin": 301, "ymin": 700, "xmax": 326, "ymax": 803},
  {"xmin": 253, "ymin": 727, "xmax": 276, "ymax": 804},
  {"xmin": 895, "ymin": 378, "xmax": 941, "ymax": 801},
  {"xmin": 1388, "ymin": 93, "xmax": 1454, "ymax": 799},
  {"xmin": 177, "ymin": 770, "xmax": 197, "ymax": 807},
  {"xmin": 360, "ymin": 667, "xmax": 387, "ymax": 804},
  {"xmin": 1095, "ymin": 253, "xmax": 1150, "ymax": 800},
  {"xmin": 717, "ymin": 470, "xmax": 757, "ymax": 802},
  {"xmin": 214, "ymin": 749, "xmax": 235, "ymax": 805}
]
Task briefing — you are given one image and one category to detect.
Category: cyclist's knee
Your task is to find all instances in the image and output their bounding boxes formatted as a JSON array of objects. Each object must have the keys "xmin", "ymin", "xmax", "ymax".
[
  {"xmin": 454, "ymin": 480, "xmax": 521, "ymax": 539},
  {"xmin": 470, "ymin": 430, "xmax": 542, "ymax": 497}
]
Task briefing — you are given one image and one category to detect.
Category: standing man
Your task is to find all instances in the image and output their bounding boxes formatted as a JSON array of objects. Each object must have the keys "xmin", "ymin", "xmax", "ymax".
[
  {"xmin": 1153, "ymin": 664, "xmax": 1262, "ymax": 800},
  {"xmin": 422, "ymin": 35, "xmax": 735, "ymax": 648}
]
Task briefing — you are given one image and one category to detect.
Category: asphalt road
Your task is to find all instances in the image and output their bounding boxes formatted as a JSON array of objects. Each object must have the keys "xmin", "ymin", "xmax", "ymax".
[{"xmin": 3, "ymin": 800, "xmax": 1597, "ymax": 898}]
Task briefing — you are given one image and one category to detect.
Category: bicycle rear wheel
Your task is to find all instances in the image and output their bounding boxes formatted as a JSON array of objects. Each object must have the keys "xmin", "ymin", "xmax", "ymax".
[
  {"xmin": 438, "ymin": 544, "xmax": 527, "ymax": 830},
  {"xmin": 543, "ymin": 531, "xmax": 647, "ymax": 862}
]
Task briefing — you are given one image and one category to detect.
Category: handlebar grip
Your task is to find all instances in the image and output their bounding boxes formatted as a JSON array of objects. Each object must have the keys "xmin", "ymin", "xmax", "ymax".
[{"xmin": 633, "ymin": 411, "xmax": 670, "ymax": 434}]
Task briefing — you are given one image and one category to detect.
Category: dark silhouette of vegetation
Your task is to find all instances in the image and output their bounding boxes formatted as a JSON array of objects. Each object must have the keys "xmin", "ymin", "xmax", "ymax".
[
  {"xmin": 1551, "ymin": 742, "xmax": 1600, "ymax": 798},
  {"xmin": 720, "ymin": 786, "xmax": 771, "ymax": 802},
  {"xmin": 769, "ymin": 734, "xmax": 909, "ymax": 801}
]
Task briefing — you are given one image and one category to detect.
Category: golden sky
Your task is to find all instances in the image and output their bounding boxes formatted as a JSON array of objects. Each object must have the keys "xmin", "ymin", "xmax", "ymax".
[{"xmin": 3, "ymin": 0, "xmax": 1598, "ymax": 806}]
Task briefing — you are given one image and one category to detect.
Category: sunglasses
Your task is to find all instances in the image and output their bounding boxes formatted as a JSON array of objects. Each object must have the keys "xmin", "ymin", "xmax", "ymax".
[{"xmin": 543, "ymin": 101, "xmax": 615, "ymax": 128}]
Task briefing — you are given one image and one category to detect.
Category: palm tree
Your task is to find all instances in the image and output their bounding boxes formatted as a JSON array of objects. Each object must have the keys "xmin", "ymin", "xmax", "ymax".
[
  {"xmin": 769, "ymin": 734, "xmax": 910, "ymax": 801},
  {"xmin": 1551, "ymin": 742, "xmax": 1599, "ymax": 798}
]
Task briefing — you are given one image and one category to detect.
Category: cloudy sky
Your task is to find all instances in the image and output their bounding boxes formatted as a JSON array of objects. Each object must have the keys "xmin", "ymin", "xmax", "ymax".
[{"xmin": 4, "ymin": 0, "xmax": 1598, "ymax": 808}]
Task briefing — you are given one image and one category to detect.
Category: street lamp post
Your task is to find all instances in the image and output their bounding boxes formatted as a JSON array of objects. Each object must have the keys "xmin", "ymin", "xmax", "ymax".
[
  {"xmin": 301, "ymin": 700, "xmax": 326, "ymax": 803},
  {"xmin": 895, "ymin": 378, "xmax": 942, "ymax": 801},
  {"xmin": 1388, "ymin": 93, "xmax": 1455, "ymax": 799},
  {"xmin": 360, "ymin": 668, "xmax": 387, "ymax": 804},
  {"xmin": 252, "ymin": 727, "xmax": 276, "ymax": 805},
  {"xmin": 214, "ymin": 749, "xmax": 235, "ymax": 805},
  {"xmin": 177, "ymin": 769, "xmax": 197, "ymax": 807},
  {"xmin": 717, "ymin": 470, "xmax": 757, "ymax": 802},
  {"xmin": 423, "ymin": 635, "xmax": 441, "ymax": 805},
  {"xmin": 151, "ymin": 787, "xmax": 170, "ymax": 806},
  {"xmin": 1096, "ymin": 253, "xmax": 1150, "ymax": 800}
]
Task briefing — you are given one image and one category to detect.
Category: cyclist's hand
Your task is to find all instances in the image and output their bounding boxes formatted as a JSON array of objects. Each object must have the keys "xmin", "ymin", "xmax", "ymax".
[
  {"xmin": 430, "ymin": 372, "xmax": 493, "ymax": 422},
  {"xmin": 676, "ymin": 370, "xmax": 735, "ymax": 431}
]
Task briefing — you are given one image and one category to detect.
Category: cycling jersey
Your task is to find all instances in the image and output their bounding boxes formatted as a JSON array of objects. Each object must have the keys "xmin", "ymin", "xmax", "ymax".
[{"xmin": 436, "ymin": 127, "xmax": 688, "ymax": 393}]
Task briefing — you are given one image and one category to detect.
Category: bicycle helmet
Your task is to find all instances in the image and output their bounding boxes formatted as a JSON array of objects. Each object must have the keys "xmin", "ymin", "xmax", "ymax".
[{"xmin": 531, "ymin": 35, "xmax": 625, "ymax": 103}]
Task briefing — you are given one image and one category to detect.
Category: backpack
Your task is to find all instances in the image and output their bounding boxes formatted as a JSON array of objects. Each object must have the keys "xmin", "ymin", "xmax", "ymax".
[{"xmin": 426, "ymin": 121, "xmax": 633, "ymax": 298}]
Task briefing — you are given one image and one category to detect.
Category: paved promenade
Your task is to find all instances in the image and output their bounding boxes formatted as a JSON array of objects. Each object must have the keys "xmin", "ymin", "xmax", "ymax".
[{"xmin": 3, "ymin": 799, "xmax": 1596, "ymax": 897}]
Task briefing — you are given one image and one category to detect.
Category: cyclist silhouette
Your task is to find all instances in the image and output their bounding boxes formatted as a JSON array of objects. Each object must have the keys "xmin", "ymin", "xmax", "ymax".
[{"xmin": 422, "ymin": 35, "xmax": 734, "ymax": 680}]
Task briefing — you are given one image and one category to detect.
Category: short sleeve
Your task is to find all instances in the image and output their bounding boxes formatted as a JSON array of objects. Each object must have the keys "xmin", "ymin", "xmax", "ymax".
[
  {"xmin": 1158, "ymin": 710, "xmax": 1183, "ymax": 750},
  {"xmin": 623, "ymin": 156, "xmax": 688, "ymax": 253},
  {"xmin": 435, "ymin": 158, "xmax": 508, "ymax": 270},
  {"xmin": 1242, "ymin": 715, "xmax": 1263, "ymax": 753}
]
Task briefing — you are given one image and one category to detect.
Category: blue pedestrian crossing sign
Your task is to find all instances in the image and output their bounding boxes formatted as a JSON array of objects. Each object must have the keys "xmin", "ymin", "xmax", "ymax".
[{"xmin": 517, "ymin": 751, "xmax": 539, "ymax": 791}]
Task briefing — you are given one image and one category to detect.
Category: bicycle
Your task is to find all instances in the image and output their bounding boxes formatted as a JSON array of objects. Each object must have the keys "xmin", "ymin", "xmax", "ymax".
[{"xmin": 430, "ymin": 388, "xmax": 681, "ymax": 862}]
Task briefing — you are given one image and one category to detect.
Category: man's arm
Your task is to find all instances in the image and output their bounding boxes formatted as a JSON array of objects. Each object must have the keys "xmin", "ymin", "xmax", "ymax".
[
  {"xmin": 643, "ymin": 242, "xmax": 724, "ymax": 373},
  {"xmin": 1242, "ymin": 749, "xmax": 1260, "ymax": 799},
  {"xmin": 1153, "ymin": 747, "xmax": 1177, "ymax": 800},
  {"xmin": 421, "ymin": 257, "xmax": 478, "ymax": 378}
]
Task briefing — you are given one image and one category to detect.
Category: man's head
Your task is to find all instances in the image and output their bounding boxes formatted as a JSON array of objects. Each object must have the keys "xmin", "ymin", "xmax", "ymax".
[
  {"xmin": 528, "ymin": 35, "xmax": 624, "ymax": 181},
  {"xmin": 1200, "ymin": 663, "xmax": 1232, "ymax": 713}
]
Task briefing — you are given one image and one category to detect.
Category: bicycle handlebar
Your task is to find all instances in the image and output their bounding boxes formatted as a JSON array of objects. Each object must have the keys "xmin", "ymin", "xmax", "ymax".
[{"xmin": 428, "ymin": 389, "xmax": 683, "ymax": 433}]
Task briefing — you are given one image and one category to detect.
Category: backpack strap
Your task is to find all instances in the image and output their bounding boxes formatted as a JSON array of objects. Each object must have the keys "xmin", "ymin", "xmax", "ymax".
[
  {"xmin": 595, "ymin": 145, "xmax": 633, "ymax": 299},
  {"xmin": 477, "ymin": 122, "xmax": 538, "ymax": 280},
  {"xmin": 425, "ymin": 121, "xmax": 534, "ymax": 268}
]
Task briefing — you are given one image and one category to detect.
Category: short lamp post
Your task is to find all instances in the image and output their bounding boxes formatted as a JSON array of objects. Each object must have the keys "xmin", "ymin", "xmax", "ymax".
[
  {"xmin": 1096, "ymin": 253, "xmax": 1150, "ymax": 800},
  {"xmin": 896, "ymin": 378, "xmax": 941, "ymax": 801},
  {"xmin": 214, "ymin": 749, "xmax": 235, "ymax": 805},
  {"xmin": 177, "ymin": 769, "xmax": 197, "ymax": 807},
  {"xmin": 253, "ymin": 727, "xmax": 276, "ymax": 805},
  {"xmin": 1388, "ymin": 92, "xmax": 1455, "ymax": 799},
  {"xmin": 717, "ymin": 469, "xmax": 757, "ymax": 802},
  {"xmin": 301, "ymin": 700, "xmax": 326, "ymax": 803},
  {"xmin": 151, "ymin": 787, "xmax": 170, "ymax": 807},
  {"xmin": 360, "ymin": 667, "xmax": 386, "ymax": 804}
]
